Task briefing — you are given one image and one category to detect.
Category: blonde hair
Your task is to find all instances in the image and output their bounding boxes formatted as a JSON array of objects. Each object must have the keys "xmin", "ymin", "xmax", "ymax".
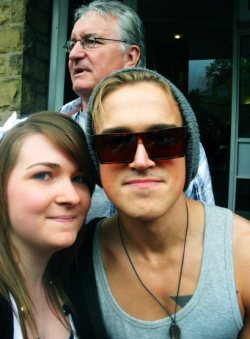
[
  {"xmin": 91, "ymin": 68, "xmax": 174, "ymax": 132},
  {"xmin": 0, "ymin": 112, "xmax": 95, "ymax": 338}
]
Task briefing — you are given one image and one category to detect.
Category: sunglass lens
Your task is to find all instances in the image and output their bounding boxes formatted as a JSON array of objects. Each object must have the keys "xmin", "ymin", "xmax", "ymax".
[
  {"xmin": 94, "ymin": 134, "xmax": 137, "ymax": 163},
  {"xmin": 144, "ymin": 128, "xmax": 186, "ymax": 160}
]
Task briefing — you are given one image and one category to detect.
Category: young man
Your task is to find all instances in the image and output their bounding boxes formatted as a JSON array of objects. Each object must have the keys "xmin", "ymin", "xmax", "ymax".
[{"xmin": 73, "ymin": 67, "xmax": 250, "ymax": 338}]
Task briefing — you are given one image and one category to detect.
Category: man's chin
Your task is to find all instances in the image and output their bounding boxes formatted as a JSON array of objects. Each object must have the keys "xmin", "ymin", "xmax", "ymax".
[{"xmin": 73, "ymin": 84, "xmax": 93, "ymax": 99}]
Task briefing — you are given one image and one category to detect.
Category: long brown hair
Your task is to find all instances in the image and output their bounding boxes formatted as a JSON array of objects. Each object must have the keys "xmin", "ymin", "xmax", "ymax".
[{"xmin": 0, "ymin": 112, "xmax": 95, "ymax": 338}]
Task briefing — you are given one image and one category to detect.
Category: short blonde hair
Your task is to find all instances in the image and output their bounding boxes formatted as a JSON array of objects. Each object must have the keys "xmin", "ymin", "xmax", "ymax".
[{"xmin": 91, "ymin": 68, "xmax": 175, "ymax": 132}]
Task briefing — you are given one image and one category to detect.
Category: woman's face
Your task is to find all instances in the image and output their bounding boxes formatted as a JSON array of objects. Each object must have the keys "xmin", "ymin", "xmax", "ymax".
[{"xmin": 7, "ymin": 133, "xmax": 91, "ymax": 257}]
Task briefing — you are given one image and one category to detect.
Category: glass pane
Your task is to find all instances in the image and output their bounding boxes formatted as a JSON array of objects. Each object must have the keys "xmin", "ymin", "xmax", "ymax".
[
  {"xmin": 188, "ymin": 59, "xmax": 232, "ymax": 206},
  {"xmin": 235, "ymin": 179, "xmax": 250, "ymax": 220},
  {"xmin": 237, "ymin": 142, "xmax": 250, "ymax": 176},
  {"xmin": 239, "ymin": 35, "xmax": 250, "ymax": 138}
]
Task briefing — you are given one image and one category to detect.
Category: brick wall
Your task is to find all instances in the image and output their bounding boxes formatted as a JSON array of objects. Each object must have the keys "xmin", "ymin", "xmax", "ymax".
[{"xmin": 0, "ymin": 0, "xmax": 52, "ymax": 123}]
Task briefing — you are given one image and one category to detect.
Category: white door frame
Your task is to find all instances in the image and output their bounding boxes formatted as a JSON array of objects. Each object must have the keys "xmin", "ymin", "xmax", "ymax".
[{"xmin": 48, "ymin": 0, "xmax": 69, "ymax": 111}]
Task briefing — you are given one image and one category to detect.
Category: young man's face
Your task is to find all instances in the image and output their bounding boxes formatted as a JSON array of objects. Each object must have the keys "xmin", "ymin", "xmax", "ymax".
[{"xmin": 95, "ymin": 82, "xmax": 186, "ymax": 221}]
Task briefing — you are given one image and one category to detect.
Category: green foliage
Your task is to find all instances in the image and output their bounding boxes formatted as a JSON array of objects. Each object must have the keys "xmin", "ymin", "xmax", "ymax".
[{"xmin": 205, "ymin": 59, "xmax": 232, "ymax": 88}]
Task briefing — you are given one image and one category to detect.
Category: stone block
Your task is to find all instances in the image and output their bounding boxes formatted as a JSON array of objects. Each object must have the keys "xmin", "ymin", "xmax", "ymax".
[
  {"xmin": 11, "ymin": 0, "xmax": 27, "ymax": 23},
  {"xmin": 0, "ymin": 3, "xmax": 10, "ymax": 25},
  {"xmin": 0, "ymin": 27, "xmax": 24, "ymax": 53},
  {"xmin": 9, "ymin": 53, "xmax": 23, "ymax": 75},
  {"xmin": 0, "ymin": 53, "xmax": 23, "ymax": 77},
  {"xmin": 0, "ymin": 55, "xmax": 8, "ymax": 76},
  {"xmin": 0, "ymin": 79, "xmax": 21, "ymax": 110}
]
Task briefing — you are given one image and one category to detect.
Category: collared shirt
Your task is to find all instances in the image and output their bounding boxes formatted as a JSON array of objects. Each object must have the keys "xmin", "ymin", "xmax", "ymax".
[{"xmin": 185, "ymin": 143, "xmax": 215, "ymax": 204}]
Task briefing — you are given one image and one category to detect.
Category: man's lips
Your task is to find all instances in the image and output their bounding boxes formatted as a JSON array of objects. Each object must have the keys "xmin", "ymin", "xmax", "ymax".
[
  {"xmin": 74, "ymin": 66, "xmax": 90, "ymax": 75},
  {"xmin": 123, "ymin": 178, "xmax": 163, "ymax": 188}
]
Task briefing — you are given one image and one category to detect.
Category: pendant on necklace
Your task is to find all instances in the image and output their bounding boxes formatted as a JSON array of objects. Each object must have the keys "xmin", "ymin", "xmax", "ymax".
[{"xmin": 169, "ymin": 322, "xmax": 181, "ymax": 339}]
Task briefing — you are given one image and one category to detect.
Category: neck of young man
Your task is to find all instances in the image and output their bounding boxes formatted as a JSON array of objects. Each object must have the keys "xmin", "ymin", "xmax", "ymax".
[{"xmin": 109, "ymin": 196, "xmax": 197, "ymax": 257}]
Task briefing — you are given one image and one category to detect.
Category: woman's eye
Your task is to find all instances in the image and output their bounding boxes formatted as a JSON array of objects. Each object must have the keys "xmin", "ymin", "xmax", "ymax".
[
  {"xmin": 73, "ymin": 175, "xmax": 88, "ymax": 184},
  {"xmin": 33, "ymin": 172, "xmax": 52, "ymax": 180}
]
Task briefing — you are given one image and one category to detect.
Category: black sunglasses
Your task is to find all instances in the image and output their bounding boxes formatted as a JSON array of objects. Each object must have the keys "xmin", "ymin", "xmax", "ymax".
[{"xmin": 93, "ymin": 127, "xmax": 187, "ymax": 164}]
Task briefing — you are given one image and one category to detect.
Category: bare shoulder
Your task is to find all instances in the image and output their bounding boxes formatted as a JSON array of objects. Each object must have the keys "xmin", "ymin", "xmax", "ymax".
[
  {"xmin": 233, "ymin": 213, "xmax": 250, "ymax": 247},
  {"xmin": 233, "ymin": 214, "xmax": 250, "ymax": 280},
  {"xmin": 233, "ymin": 213, "xmax": 250, "ymax": 321},
  {"xmin": 233, "ymin": 213, "xmax": 250, "ymax": 265}
]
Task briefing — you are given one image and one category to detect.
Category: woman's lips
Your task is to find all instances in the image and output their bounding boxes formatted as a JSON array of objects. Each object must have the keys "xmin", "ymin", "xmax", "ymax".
[{"xmin": 48, "ymin": 215, "xmax": 76, "ymax": 223}]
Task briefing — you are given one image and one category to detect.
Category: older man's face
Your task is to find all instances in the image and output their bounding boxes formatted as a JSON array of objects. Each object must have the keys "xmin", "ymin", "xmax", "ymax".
[{"xmin": 68, "ymin": 12, "xmax": 136, "ymax": 100}]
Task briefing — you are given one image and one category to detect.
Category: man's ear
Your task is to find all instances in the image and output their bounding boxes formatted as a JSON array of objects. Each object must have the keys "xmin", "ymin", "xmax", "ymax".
[{"xmin": 124, "ymin": 45, "xmax": 141, "ymax": 67}]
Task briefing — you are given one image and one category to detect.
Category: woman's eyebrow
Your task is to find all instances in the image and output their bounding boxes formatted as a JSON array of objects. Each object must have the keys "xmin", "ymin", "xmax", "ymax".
[{"xmin": 26, "ymin": 162, "xmax": 60, "ymax": 170}]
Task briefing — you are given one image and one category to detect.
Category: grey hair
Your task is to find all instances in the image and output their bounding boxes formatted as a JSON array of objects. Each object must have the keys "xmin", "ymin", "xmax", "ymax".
[{"xmin": 74, "ymin": 0, "xmax": 146, "ymax": 67}]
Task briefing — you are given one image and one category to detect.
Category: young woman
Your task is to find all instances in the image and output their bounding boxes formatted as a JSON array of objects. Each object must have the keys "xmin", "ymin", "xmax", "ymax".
[{"xmin": 0, "ymin": 112, "xmax": 95, "ymax": 339}]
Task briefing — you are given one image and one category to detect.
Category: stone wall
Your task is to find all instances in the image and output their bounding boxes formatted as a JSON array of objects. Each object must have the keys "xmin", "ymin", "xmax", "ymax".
[
  {"xmin": 0, "ymin": 0, "xmax": 52, "ymax": 123},
  {"xmin": 0, "ymin": 0, "xmax": 25, "ymax": 123}
]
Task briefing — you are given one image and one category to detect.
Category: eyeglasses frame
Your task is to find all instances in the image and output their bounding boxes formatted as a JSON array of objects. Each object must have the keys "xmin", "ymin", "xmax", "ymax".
[{"xmin": 63, "ymin": 36, "xmax": 130, "ymax": 53}]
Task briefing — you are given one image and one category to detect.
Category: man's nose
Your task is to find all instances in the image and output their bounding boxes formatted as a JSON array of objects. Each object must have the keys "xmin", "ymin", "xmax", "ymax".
[
  {"xmin": 69, "ymin": 41, "xmax": 87, "ymax": 59},
  {"xmin": 129, "ymin": 137, "xmax": 155, "ymax": 170}
]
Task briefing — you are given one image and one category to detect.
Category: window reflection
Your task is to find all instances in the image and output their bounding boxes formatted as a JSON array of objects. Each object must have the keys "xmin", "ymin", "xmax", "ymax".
[
  {"xmin": 188, "ymin": 59, "xmax": 231, "ymax": 206},
  {"xmin": 235, "ymin": 34, "xmax": 250, "ymax": 219},
  {"xmin": 239, "ymin": 35, "xmax": 250, "ymax": 138}
]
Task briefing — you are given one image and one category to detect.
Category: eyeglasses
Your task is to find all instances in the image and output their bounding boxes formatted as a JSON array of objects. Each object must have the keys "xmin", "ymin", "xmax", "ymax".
[
  {"xmin": 93, "ymin": 127, "xmax": 187, "ymax": 164},
  {"xmin": 63, "ymin": 36, "xmax": 129, "ymax": 53}
]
